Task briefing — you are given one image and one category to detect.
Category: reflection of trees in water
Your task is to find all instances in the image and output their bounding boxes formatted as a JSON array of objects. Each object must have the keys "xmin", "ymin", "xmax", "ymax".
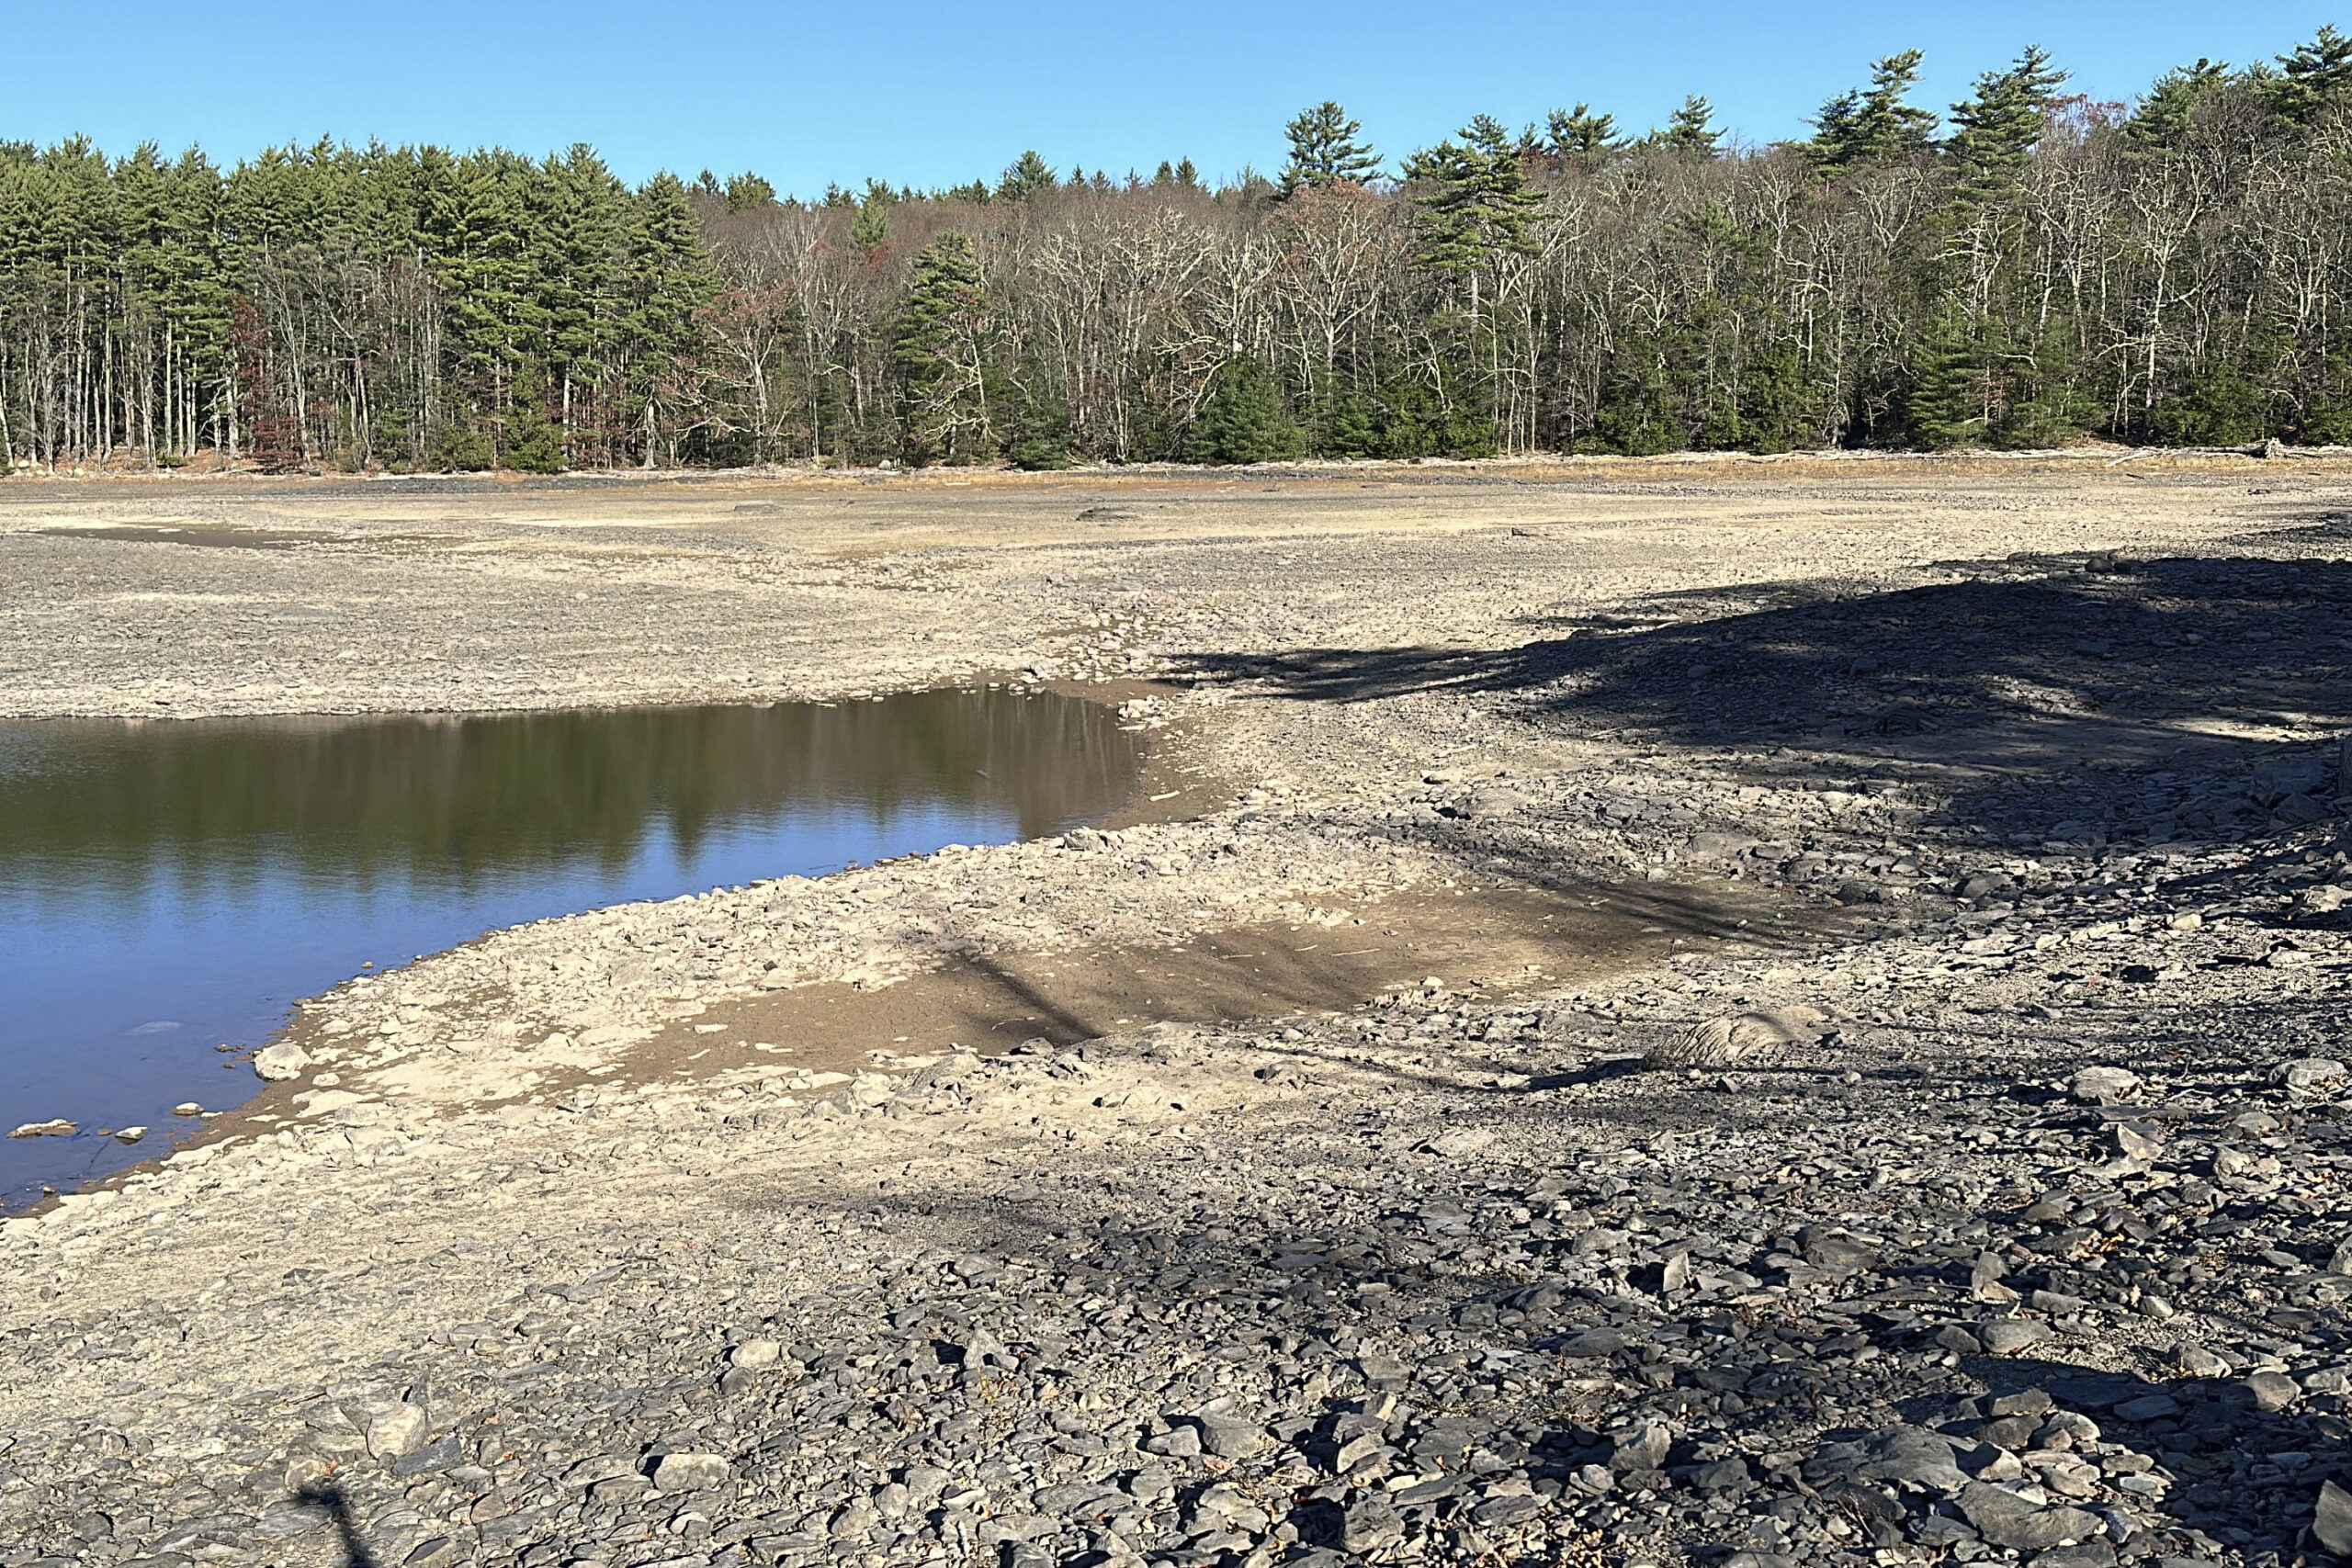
[{"xmin": 0, "ymin": 692, "xmax": 1141, "ymax": 898}]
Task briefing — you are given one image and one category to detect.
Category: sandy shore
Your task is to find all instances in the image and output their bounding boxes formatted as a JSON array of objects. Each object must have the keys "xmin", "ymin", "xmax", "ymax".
[{"xmin": 2, "ymin": 455, "xmax": 2349, "ymax": 1568}]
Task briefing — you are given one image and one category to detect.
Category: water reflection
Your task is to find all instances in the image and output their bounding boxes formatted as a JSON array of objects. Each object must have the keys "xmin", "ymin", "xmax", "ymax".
[{"xmin": 0, "ymin": 691, "xmax": 1143, "ymax": 1209}]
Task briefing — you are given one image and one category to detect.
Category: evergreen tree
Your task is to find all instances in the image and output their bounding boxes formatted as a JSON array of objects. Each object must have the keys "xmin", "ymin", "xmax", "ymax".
[
  {"xmin": 2263, "ymin": 26, "xmax": 2352, "ymax": 124},
  {"xmin": 1279, "ymin": 101, "xmax": 1382, "ymax": 195},
  {"xmin": 851, "ymin": 181, "xmax": 891, "ymax": 255},
  {"xmin": 1544, "ymin": 104, "xmax": 1623, "ymax": 164},
  {"xmin": 722, "ymin": 173, "xmax": 775, "ymax": 212},
  {"xmin": 619, "ymin": 171, "xmax": 714, "ymax": 465},
  {"xmin": 1808, "ymin": 51, "xmax": 1938, "ymax": 168},
  {"xmin": 1402, "ymin": 116, "xmax": 1545, "ymax": 276},
  {"xmin": 2127, "ymin": 60, "xmax": 2231, "ymax": 152},
  {"xmin": 997, "ymin": 152, "xmax": 1057, "ymax": 201},
  {"xmin": 894, "ymin": 231, "xmax": 992, "ymax": 462},
  {"xmin": 1653, "ymin": 97, "xmax": 1723, "ymax": 157},
  {"xmin": 1183, "ymin": 357, "xmax": 1304, "ymax": 463},
  {"xmin": 1947, "ymin": 47, "xmax": 2068, "ymax": 192}
]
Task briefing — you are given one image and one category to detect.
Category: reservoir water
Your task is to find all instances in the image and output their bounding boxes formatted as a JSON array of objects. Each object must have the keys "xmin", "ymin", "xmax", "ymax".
[{"xmin": 0, "ymin": 690, "xmax": 1144, "ymax": 1210}]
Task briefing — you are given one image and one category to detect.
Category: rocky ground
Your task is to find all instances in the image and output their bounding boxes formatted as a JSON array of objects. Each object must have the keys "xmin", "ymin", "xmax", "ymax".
[{"xmin": 1, "ymin": 455, "xmax": 2350, "ymax": 1568}]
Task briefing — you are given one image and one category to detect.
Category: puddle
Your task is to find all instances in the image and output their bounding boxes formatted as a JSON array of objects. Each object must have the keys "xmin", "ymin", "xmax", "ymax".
[{"xmin": 0, "ymin": 691, "xmax": 1143, "ymax": 1208}]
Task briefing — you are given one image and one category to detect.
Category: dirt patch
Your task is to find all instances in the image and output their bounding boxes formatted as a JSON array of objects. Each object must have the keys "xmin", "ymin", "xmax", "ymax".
[{"xmin": 605, "ymin": 873, "xmax": 1808, "ymax": 1090}]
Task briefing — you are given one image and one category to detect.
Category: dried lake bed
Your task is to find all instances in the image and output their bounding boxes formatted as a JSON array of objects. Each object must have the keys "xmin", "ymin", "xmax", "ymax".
[{"xmin": 0, "ymin": 457, "xmax": 2348, "ymax": 1568}]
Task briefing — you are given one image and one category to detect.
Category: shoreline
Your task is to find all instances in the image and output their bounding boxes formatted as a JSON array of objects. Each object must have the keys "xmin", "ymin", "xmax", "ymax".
[{"xmin": 0, "ymin": 460, "xmax": 2347, "ymax": 1568}]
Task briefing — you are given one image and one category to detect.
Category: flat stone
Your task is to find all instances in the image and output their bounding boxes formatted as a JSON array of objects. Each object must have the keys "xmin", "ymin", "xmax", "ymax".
[
  {"xmin": 2315, "ymin": 1479, "xmax": 2352, "ymax": 1555},
  {"xmin": 1958, "ymin": 1482, "xmax": 2104, "ymax": 1550},
  {"xmin": 1980, "ymin": 1320, "xmax": 2050, "ymax": 1354},
  {"xmin": 254, "ymin": 1042, "xmax": 310, "ymax": 1081},
  {"xmin": 650, "ymin": 1452, "xmax": 732, "ymax": 1494},
  {"xmin": 2069, "ymin": 1067, "xmax": 2140, "ymax": 1105},
  {"xmin": 1806, "ymin": 1427, "xmax": 1969, "ymax": 1492},
  {"xmin": 365, "ymin": 1404, "xmax": 428, "ymax": 1461}
]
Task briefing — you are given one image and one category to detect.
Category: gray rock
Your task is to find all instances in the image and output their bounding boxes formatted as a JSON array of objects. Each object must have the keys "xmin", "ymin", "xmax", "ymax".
[
  {"xmin": 1341, "ymin": 1494, "xmax": 1406, "ymax": 1553},
  {"xmin": 1608, "ymin": 1420, "xmax": 1673, "ymax": 1474},
  {"xmin": 2315, "ymin": 1478, "xmax": 2352, "ymax": 1556},
  {"xmin": 1980, "ymin": 1319, "xmax": 2050, "ymax": 1354},
  {"xmin": 1806, "ymin": 1427, "xmax": 1970, "ymax": 1493},
  {"xmin": 2069, "ymin": 1066, "xmax": 2140, "ymax": 1105},
  {"xmin": 650, "ymin": 1452, "xmax": 732, "ymax": 1494},
  {"xmin": 364, "ymin": 1403, "xmax": 428, "ymax": 1461},
  {"xmin": 1560, "ymin": 1327, "xmax": 1632, "ymax": 1358},
  {"xmin": 727, "ymin": 1338, "xmax": 780, "ymax": 1369},
  {"xmin": 1691, "ymin": 1457, "xmax": 1751, "ymax": 1491},
  {"xmin": 2246, "ymin": 1371, "xmax": 2300, "ymax": 1411},
  {"xmin": 390, "ymin": 1434, "xmax": 461, "ymax": 1478},
  {"xmin": 1959, "ymin": 1483, "xmax": 2104, "ymax": 1550},
  {"xmin": 2273, "ymin": 1058, "xmax": 2347, "ymax": 1093},
  {"xmin": 1193, "ymin": 1401, "xmax": 1268, "ymax": 1459}
]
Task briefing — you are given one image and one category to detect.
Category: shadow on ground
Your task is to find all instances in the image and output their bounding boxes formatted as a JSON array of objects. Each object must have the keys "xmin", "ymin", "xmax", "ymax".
[{"xmin": 1180, "ymin": 550, "xmax": 2351, "ymax": 851}]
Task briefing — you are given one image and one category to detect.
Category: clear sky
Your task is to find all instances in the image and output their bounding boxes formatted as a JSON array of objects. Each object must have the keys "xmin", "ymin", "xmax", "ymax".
[{"xmin": 14, "ymin": 1, "xmax": 2346, "ymax": 193}]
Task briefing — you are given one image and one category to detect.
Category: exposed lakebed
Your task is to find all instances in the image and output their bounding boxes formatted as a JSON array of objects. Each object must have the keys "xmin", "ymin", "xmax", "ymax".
[{"xmin": 0, "ymin": 688, "xmax": 1143, "ymax": 1208}]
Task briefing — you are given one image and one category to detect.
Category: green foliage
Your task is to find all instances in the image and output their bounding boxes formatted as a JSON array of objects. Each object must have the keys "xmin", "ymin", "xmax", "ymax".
[
  {"xmin": 2128, "ymin": 60, "xmax": 2232, "ymax": 151},
  {"xmin": 1809, "ymin": 52, "xmax": 1939, "ymax": 169},
  {"xmin": 2148, "ymin": 359, "xmax": 2283, "ymax": 446},
  {"xmin": 998, "ymin": 152, "xmax": 1057, "ymax": 202},
  {"xmin": 1652, "ymin": 97, "xmax": 1723, "ymax": 157},
  {"xmin": 851, "ymin": 183, "xmax": 891, "ymax": 255},
  {"xmin": 1544, "ymin": 105, "xmax": 1623, "ymax": 164},
  {"xmin": 895, "ymin": 231, "xmax": 992, "ymax": 463},
  {"xmin": 2263, "ymin": 26, "xmax": 2352, "ymax": 124},
  {"xmin": 1947, "ymin": 47, "xmax": 2069, "ymax": 194},
  {"xmin": 1403, "ymin": 116, "xmax": 1544, "ymax": 275},
  {"xmin": 722, "ymin": 173, "xmax": 775, "ymax": 213},
  {"xmin": 1184, "ymin": 358, "xmax": 1305, "ymax": 464},
  {"xmin": 1905, "ymin": 309, "xmax": 1990, "ymax": 447},
  {"xmin": 1280, "ymin": 102, "xmax": 1382, "ymax": 195}
]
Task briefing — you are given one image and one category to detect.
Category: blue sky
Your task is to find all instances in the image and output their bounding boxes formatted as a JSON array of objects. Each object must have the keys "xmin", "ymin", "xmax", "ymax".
[{"xmin": 15, "ymin": 1, "xmax": 2346, "ymax": 193}]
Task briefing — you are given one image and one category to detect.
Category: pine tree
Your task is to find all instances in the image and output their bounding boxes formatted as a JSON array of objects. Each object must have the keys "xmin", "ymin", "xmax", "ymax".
[
  {"xmin": 1808, "ymin": 51, "xmax": 1938, "ymax": 168},
  {"xmin": 722, "ymin": 173, "xmax": 775, "ymax": 213},
  {"xmin": 997, "ymin": 152, "xmax": 1057, "ymax": 202},
  {"xmin": 894, "ymin": 231, "xmax": 992, "ymax": 463},
  {"xmin": 1652, "ymin": 97, "xmax": 1722, "ymax": 157},
  {"xmin": 1402, "ymin": 116, "xmax": 1544, "ymax": 276},
  {"xmin": 1544, "ymin": 104, "xmax": 1623, "ymax": 164},
  {"xmin": 2127, "ymin": 60, "xmax": 2230, "ymax": 152},
  {"xmin": 619, "ymin": 171, "xmax": 714, "ymax": 466},
  {"xmin": 1183, "ymin": 357, "xmax": 1304, "ymax": 463},
  {"xmin": 2264, "ymin": 27, "xmax": 2352, "ymax": 124},
  {"xmin": 1947, "ymin": 47, "xmax": 2068, "ymax": 193},
  {"xmin": 1278, "ymin": 102, "xmax": 1382, "ymax": 195},
  {"xmin": 851, "ymin": 181, "xmax": 891, "ymax": 255}
]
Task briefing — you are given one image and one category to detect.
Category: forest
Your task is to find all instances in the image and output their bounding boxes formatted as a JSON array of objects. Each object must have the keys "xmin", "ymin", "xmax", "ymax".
[{"xmin": 8, "ymin": 28, "xmax": 2352, "ymax": 472}]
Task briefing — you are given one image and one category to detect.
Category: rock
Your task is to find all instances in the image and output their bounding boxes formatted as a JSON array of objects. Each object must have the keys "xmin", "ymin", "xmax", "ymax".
[
  {"xmin": 1561, "ymin": 1327, "xmax": 1633, "ymax": 1358},
  {"xmin": 2177, "ymin": 1345, "xmax": 2232, "ymax": 1378},
  {"xmin": 1141, "ymin": 1425, "xmax": 1201, "ymax": 1458},
  {"xmin": 1959, "ymin": 1482, "xmax": 2105, "ymax": 1550},
  {"xmin": 2328, "ymin": 1238, "xmax": 2352, "ymax": 1277},
  {"xmin": 651, "ymin": 1452, "xmax": 732, "ymax": 1494},
  {"xmin": 112, "ymin": 1125, "xmax": 147, "ymax": 1144},
  {"xmin": 6, "ymin": 1120, "xmax": 75, "ymax": 1139},
  {"xmin": 2069, "ymin": 1066, "xmax": 2141, "ymax": 1105},
  {"xmin": 1609, "ymin": 1420, "xmax": 1674, "ymax": 1474},
  {"xmin": 1937, "ymin": 1324, "xmax": 1985, "ymax": 1355},
  {"xmin": 1340, "ymin": 1494, "xmax": 1406, "ymax": 1554},
  {"xmin": 2246, "ymin": 1371, "xmax": 2300, "ymax": 1411},
  {"xmin": 727, "ymin": 1339, "xmax": 781, "ymax": 1369},
  {"xmin": 365, "ymin": 1403, "xmax": 429, "ymax": 1461},
  {"xmin": 1645, "ymin": 1007, "xmax": 1825, "ymax": 1069},
  {"xmin": 1799, "ymin": 1225, "xmax": 1879, "ymax": 1270},
  {"xmin": 1692, "ymin": 1457, "xmax": 1752, "ymax": 1491},
  {"xmin": 1980, "ymin": 1320, "xmax": 2050, "ymax": 1354},
  {"xmin": 2114, "ymin": 1393, "xmax": 2185, "ymax": 1421},
  {"xmin": 253, "ymin": 1042, "xmax": 310, "ymax": 1081},
  {"xmin": 2110, "ymin": 1123, "xmax": 2164, "ymax": 1162},
  {"xmin": 1806, "ymin": 1427, "xmax": 1970, "ymax": 1492},
  {"xmin": 2272, "ymin": 1058, "xmax": 2347, "ymax": 1093},
  {"xmin": 391, "ymin": 1434, "xmax": 462, "ymax": 1478},
  {"xmin": 2315, "ymin": 1479, "xmax": 2352, "ymax": 1556},
  {"xmin": 171, "ymin": 1101, "xmax": 203, "ymax": 1116},
  {"xmin": 1193, "ymin": 1401, "xmax": 1268, "ymax": 1458}
]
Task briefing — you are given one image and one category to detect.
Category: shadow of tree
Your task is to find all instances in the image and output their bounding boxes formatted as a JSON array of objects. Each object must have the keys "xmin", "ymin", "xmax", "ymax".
[{"xmin": 1179, "ymin": 551, "xmax": 2351, "ymax": 852}]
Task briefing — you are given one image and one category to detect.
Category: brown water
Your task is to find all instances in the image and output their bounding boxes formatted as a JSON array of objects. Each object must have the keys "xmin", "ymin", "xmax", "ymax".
[{"xmin": 0, "ymin": 690, "xmax": 1144, "ymax": 1209}]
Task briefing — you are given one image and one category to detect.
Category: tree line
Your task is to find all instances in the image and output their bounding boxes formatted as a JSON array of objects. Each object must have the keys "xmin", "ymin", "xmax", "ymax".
[{"xmin": 8, "ymin": 27, "xmax": 2352, "ymax": 472}]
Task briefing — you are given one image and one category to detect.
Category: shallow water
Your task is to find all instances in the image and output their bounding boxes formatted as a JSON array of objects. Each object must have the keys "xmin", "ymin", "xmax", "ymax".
[{"xmin": 0, "ymin": 691, "xmax": 1144, "ymax": 1209}]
